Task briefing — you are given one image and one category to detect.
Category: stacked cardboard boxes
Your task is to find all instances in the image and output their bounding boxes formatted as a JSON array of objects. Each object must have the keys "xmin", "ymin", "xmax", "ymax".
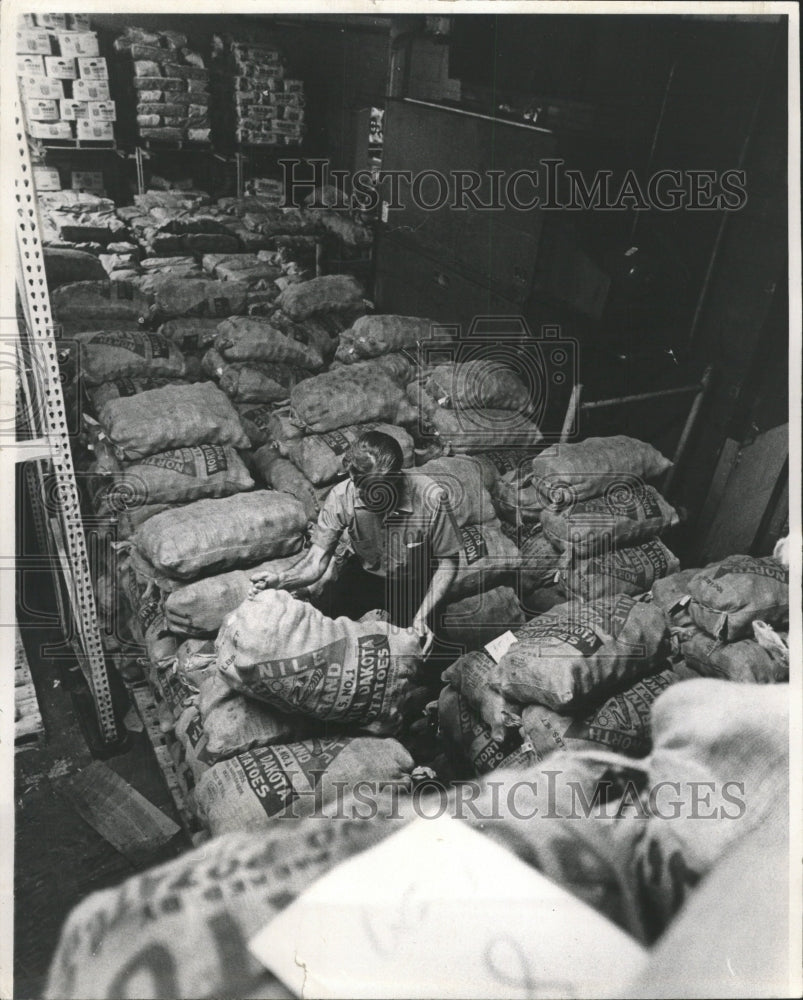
[{"xmin": 17, "ymin": 15, "xmax": 116, "ymax": 143}]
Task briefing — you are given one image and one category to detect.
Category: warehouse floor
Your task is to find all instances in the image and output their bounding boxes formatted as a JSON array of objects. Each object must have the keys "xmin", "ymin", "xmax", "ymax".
[{"xmin": 14, "ymin": 613, "xmax": 189, "ymax": 1000}]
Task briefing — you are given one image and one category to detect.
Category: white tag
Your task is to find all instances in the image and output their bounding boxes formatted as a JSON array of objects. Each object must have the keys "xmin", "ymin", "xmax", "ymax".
[
  {"xmin": 381, "ymin": 200, "xmax": 389, "ymax": 223},
  {"xmin": 484, "ymin": 629, "xmax": 519, "ymax": 663},
  {"xmin": 248, "ymin": 816, "xmax": 646, "ymax": 999}
]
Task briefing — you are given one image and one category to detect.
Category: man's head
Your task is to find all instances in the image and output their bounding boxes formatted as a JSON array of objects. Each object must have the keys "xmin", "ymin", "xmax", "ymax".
[{"xmin": 344, "ymin": 430, "xmax": 404, "ymax": 511}]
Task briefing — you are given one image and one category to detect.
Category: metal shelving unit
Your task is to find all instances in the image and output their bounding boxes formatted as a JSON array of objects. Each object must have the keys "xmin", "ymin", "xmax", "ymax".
[{"xmin": 13, "ymin": 107, "xmax": 119, "ymax": 746}]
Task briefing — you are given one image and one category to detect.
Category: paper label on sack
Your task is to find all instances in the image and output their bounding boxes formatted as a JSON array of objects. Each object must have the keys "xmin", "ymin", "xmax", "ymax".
[
  {"xmin": 484, "ymin": 629, "xmax": 518, "ymax": 663},
  {"xmin": 248, "ymin": 815, "xmax": 646, "ymax": 999}
]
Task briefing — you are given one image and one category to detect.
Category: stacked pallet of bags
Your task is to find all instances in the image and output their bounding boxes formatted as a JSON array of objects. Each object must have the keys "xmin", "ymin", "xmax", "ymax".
[
  {"xmin": 651, "ymin": 553, "xmax": 790, "ymax": 684},
  {"xmin": 210, "ymin": 37, "xmax": 305, "ymax": 147},
  {"xmin": 436, "ymin": 435, "xmax": 689, "ymax": 779},
  {"xmin": 113, "ymin": 27, "xmax": 211, "ymax": 143}
]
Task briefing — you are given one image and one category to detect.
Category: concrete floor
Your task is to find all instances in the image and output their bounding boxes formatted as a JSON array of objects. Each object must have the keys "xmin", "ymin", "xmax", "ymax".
[{"xmin": 14, "ymin": 617, "xmax": 190, "ymax": 999}]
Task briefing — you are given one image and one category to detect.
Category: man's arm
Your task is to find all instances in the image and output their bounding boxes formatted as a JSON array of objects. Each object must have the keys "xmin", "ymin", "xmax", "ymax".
[
  {"xmin": 250, "ymin": 543, "xmax": 332, "ymax": 593},
  {"xmin": 412, "ymin": 554, "xmax": 458, "ymax": 639}
]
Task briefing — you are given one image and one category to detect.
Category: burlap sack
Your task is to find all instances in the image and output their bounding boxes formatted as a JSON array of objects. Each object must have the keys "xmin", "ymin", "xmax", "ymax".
[
  {"xmin": 276, "ymin": 274, "xmax": 365, "ymax": 320},
  {"xmin": 558, "ymin": 539, "xmax": 680, "ymax": 602},
  {"xmin": 158, "ymin": 317, "xmax": 222, "ymax": 353},
  {"xmin": 215, "ymin": 589, "xmax": 421, "ymax": 733},
  {"xmin": 98, "ymin": 382, "xmax": 250, "ymax": 461},
  {"xmin": 424, "ymin": 403, "xmax": 543, "ymax": 454},
  {"xmin": 441, "ymin": 649, "xmax": 521, "ymax": 741},
  {"xmin": 44, "ymin": 248, "xmax": 106, "ymax": 288},
  {"xmin": 451, "ymin": 520, "xmax": 523, "ymax": 599},
  {"xmin": 493, "ymin": 461, "xmax": 546, "ymax": 523},
  {"xmin": 492, "ymin": 595, "xmax": 669, "ymax": 712},
  {"xmin": 198, "ymin": 673, "xmax": 303, "ymax": 760},
  {"xmin": 413, "ymin": 456, "xmax": 496, "ymax": 525},
  {"xmin": 215, "ymin": 316, "xmax": 324, "ymax": 370},
  {"xmin": 650, "ymin": 568, "xmax": 701, "ymax": 626},
  {"xmin": 150, "ymin": 662, "xmax": 198, "ymax": 730},
  {"xmin": 175, "ymin": 637, "xmax": 218, "ymax": 690},
  {"xmin": 133, "ymin": 492, "xmax": 307, "ymax": 580},
  {"xmin": 165, "ymin": 554, "xmax": 309, "ymax": 636},
  {"xmin": 45, "ymin": 816, "xmax": 397, "ymax": 1000},
  {"xmin": 217, "ymin": 360, "xmax": 302, "ymax": 404},
  {"xmin": 142, "ymin": 276, "xmax": 249, "ymax": 322},
  {"xmin": 680, "ymin": 628, "xmax": 789, "ymax": 683},
  {"xmin": 530, "ymin": 436, "xmax": 673, "ymax": 506},
  {"xmin": 438, "ymin": 685, "xmax": 539, "ymax": 777},
  {"xmin": 196, "ymin": 736, "xmax": 413, "ymax": 834},
  {"xmin": 541, "ymin": 485, "xmax": 679, "ymax": 557},
  {"xmin": 503, "ymin": 521, "xmax": 566, "ymax": 593},
  {"xmin": 51, "ymin": 280, "xmax": 145, "ymax": 329},
  {"xmin": 416, "ymin": 360, "xmax": 533, "ymax": 414},
  {"xmin": 438, "ymin": 585, "xmax": 525, "ymax": 654},
  {"xmin": 86, "ymin": 375, "xmax": 187, "ymax": 413},
  {"xmin": 236, "ymin": 404, "xmax": 277, "ymax": 447},
  {"xmin": 124, "ymin": 567, "xmax": 180, "ymax": 671},
  {"xmin": 253, "ymin": 446, "xmax": 319, "ymax": 520},
  {"xmin": 113, "ymin": 445, "xmax": 254, "ymax": 505},
  {"xmin": 521, "ymin": 666, "xmax": 691, "ymax": 759},
  {"xmin": 286, "ymin": 423, "xmax": 414, "ymax": 486},
  {"xmin": 173, "ymin": 705, "xmax": 214, "ymax": 781},
  {"xmin": 335, "ymin": 314, "xmax": 440, "ymax": 362},
  {"xmin": 686, "ymin": 554, "xmax": 789, "ymax": 640},
  {"xmin": 74, "ymin": 330, "xmax": 186, "ymax": 386},
  {"xmin": 290, "ymin": 367, "xmax": 418, "ymax": 433},
  {"xmin": 616, "ymin": 679, "xmax": 789, "ymax": 940}
]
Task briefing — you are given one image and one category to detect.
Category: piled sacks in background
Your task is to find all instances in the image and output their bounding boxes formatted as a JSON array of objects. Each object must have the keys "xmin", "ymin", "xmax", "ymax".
[
  {"xmin": 57, "ymin": 237, "xmax": 790, "ymax": 842},
  {"xmin": 113, "ymin": 27, "xmax": 211, "ymax": 143},
  {"xmin": 653, "ymin": 555, "xmax": 789, "ymax": 684},
  {"xmin": 436, "ymin": 436, "xmax": 688, "ymax": 779},
  {"xmin": 38, "ymin": 190, "xmax": 128, "ymax": 252},
  {"xmin": 210, "ymin": 37, "xmax": 305, "ymax": 147}
]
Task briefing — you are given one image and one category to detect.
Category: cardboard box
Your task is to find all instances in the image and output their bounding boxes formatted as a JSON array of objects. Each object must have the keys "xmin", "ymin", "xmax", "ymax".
[
  {"xmin": 44, "ymin": 56, "xmax": 77, "ymax": 79},
  {"xmin": 33, "ymin": 166, "xmax": 62, "ymax": 191},
  {"xmin": 35, "ymin": 13, "xmax": 69, "ymax": 30},
  {"xmin": 69, "ymin": 14, "xmax": 92, "ymax": 30},
  {"xmin": 71, "ymin": 170, "xmax": 105, "ymax": 193},
  {"xmin": 18, "ymin": 14, "xmax": 37, "ymax": 29},
  {"xmin": 16, "ymin": 29, "xmax": 53, "ymax": 55},
  {"xmin": 60, "ymin": 98, "xmax": 89, "ymax": 120},
  {"xmin": 18, "ymin": 75, "xmax": 64, "ymax": 99},
  {"xmin": 25, "ymin": 98, "xmax": 60, "ymax": 121},
  {"xmin": 77, "ymin": 56, "xmax": 108, "ymax": 80},
  {"xmin": 16, "ymin": 54, "xmax": 46, "ymax": 76},
  {"xmin": 56, "ymin": 32, "xmax": 99, "ymax": 58},
  {"xmin": 72, "ymin": 78, "xmax": 110, "ymax": 101},
  {"xmin": 88, "ymin": 100, "xmax": 116, "ymax": 122},
  {"xmin": 27, "ymin": 120, "xmax": 74, "ymax": 140},
  {"xmin": 76, "ymin": 119, "xmax": 114, "ymax": 141}
]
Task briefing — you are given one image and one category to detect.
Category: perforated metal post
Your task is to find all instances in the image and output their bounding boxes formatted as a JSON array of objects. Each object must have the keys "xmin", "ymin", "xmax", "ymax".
[{"xmin": 13, "ymin": 108, "xmax": 118, "ymax": 743}]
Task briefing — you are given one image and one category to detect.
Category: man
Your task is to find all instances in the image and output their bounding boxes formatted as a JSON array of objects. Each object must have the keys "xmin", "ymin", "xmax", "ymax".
[{"xmin": 251, "ymin": 430, "xmax": 461, "ymax": 651}]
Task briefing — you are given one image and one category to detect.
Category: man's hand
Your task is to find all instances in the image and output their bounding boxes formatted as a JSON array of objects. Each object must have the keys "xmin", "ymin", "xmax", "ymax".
[
  {"xmin": 249, "ymin": 568, "xmax": 284, "ymax": 597},
  {"xmin": 412, "ymin": 617, "xmax": 435, "ymax": 658}
]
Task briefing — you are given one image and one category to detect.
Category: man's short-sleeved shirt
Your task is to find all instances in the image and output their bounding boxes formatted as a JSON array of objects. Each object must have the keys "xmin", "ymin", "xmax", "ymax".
[{"xmin": 310, "ymin": 472, "xmax": 462, "ymax": 577}]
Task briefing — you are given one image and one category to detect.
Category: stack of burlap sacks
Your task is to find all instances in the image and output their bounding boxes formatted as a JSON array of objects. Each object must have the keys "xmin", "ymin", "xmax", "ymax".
[
  {"xmin": 437, "ymin": 436, "xmax": 789, "ymax": 780},
  {"xmin": 113, "ymin": 27, "xmax": 211, "ymax": 143},
  {"xmin": 56, "ymin": 244, "xmax": 789, "ymax": 843}
]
